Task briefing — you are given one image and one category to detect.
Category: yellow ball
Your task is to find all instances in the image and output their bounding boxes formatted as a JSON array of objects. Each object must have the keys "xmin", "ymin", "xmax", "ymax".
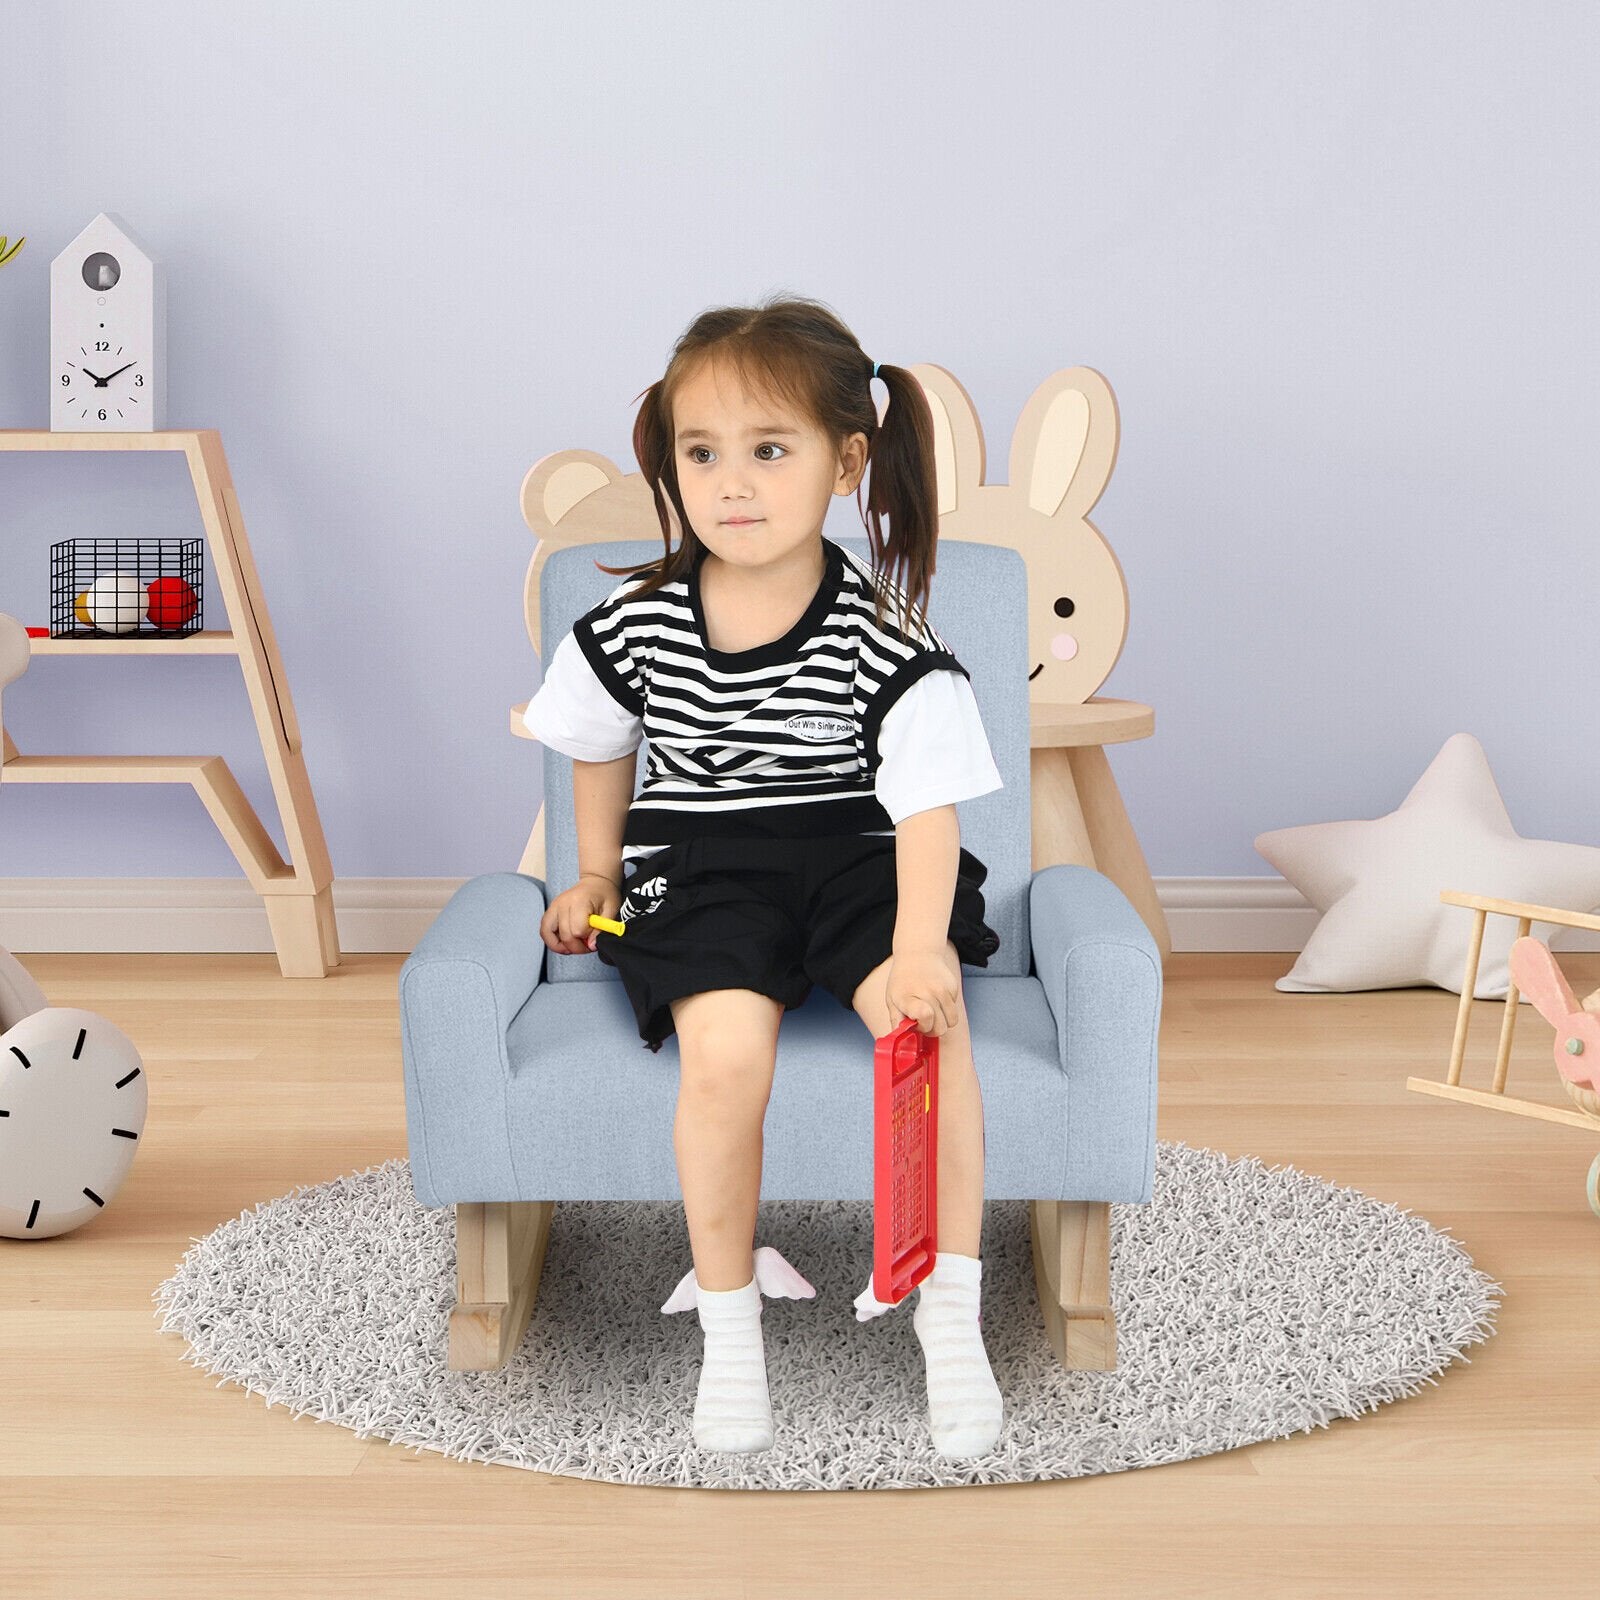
[{"xmin": 74, "ymin": 591, "xmax": 93, "ymax": 627}]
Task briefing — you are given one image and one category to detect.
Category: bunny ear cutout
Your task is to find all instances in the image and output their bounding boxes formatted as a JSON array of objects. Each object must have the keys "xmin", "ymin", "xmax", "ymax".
[
  {"xmin": 1509, "ymin": 937, "xmax": 1581, "ymax": 1026},
  {"xmin": 661, "ymin": 1246, "xmax": 817, "ymax": 1313},
  {"xmin": 907, "ymin": 363, "xmax": 987, "ymax": 519}
]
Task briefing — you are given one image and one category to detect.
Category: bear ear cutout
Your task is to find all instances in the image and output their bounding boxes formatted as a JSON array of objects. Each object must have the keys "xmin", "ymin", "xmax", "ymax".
[
  {"xmin": 521, "ymin": 449, "xmax": 629, "ymax": 545},
  {"xmin": 1509, "ymin": 937, "xmax": 1581, "ymax": 1028},
  {"xmin": 518, "ymin": 448, "xmax": 670, "ymax": 657}
]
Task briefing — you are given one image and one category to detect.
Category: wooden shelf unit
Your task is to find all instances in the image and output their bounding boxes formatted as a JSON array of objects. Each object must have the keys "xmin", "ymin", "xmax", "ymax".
[{"xmin": 0, "ymin": 429, "xmax": 339, "ymax": 977}]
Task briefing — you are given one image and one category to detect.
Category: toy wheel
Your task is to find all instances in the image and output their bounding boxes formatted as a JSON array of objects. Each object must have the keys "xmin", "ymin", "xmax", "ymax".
[{"xmin": 1588, "ymin": 1152, "xmax": 1600, "ymax": 1220}]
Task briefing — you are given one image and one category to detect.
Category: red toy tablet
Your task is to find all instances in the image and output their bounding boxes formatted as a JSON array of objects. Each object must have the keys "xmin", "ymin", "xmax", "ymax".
[{"xmin": 872, "ymin": 1016, "xmax": 939, "ymax": 1305}]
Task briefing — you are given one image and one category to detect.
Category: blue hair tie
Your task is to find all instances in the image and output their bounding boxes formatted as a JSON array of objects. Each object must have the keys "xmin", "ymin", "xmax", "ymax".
[{"xmin": 872, "ymin": 361, "xmax": 881, "ymax": 379}]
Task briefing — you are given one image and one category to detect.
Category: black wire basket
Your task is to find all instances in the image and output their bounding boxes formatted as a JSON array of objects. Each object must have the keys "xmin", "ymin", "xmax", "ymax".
[{"xmin": 50, "ymin": 537, "xmax": 204, "ymax": 639}]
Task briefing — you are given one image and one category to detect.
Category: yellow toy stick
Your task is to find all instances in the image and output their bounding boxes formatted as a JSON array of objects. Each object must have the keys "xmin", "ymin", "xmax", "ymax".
[{"xmin": 588, "ymin": 914, "xmax": 625, "ymax": 936}]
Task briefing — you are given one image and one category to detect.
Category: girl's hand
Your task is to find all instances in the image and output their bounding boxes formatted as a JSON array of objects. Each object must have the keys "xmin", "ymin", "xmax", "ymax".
[
  {"xmin": 540, "ymin": 875, "xmax": 622, "ymax": 955},
  {"xmin": 884, "ymin": 945, "xmax": 963, "ymax": 1037}
]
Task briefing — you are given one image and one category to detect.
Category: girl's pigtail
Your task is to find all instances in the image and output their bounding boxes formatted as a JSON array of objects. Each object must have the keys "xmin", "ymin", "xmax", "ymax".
[
  {"xmin": 859, "ymin": 362, "xmax": 939, "ymax": 638},
  {"xmin": 594, "ymin": 382, "xmax": 689, "ymax": 586}
]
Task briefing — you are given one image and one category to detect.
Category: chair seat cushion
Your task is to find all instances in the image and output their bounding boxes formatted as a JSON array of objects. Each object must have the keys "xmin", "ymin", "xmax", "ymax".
[{"xmin": 501, "ymin": 974, "xmax": 1075, "ymax": 1200}]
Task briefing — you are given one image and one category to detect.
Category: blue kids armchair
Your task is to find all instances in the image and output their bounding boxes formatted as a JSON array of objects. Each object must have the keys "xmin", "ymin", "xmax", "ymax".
[{"xmin": 398, "ymin": 534, "xmax": 1162, "ymax": 1374}]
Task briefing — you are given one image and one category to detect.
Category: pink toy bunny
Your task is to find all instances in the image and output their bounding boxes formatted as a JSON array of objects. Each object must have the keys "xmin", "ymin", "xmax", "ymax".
[{"xmin": 1507, "ymin": 937, "xmax": 1600, "ymax": 1216}]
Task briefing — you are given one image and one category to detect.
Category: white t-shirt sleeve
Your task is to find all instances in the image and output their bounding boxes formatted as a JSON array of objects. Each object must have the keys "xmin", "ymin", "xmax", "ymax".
[
  {"xmin": 521, "ymin": 630, "xmax": 643, "ymax": 761},
  {"xmin": 874, "ymin": 669, "xmax": 1004, "ymax": 824}
]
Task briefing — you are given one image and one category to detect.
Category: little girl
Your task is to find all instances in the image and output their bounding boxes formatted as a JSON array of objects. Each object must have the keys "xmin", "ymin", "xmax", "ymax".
[{"xmin": 523, "ymin": 295, "xmax": 1007, "ymax": 1460}]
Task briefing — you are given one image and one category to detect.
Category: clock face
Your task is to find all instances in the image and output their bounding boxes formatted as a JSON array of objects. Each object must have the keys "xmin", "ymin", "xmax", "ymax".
[{"xmin": 57, "ymin": 331, "xmax": 147, "ymax": 425}]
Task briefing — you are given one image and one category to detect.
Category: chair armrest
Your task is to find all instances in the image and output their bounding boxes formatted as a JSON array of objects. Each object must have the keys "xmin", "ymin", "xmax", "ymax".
[
  {"xmin": 1029, "ymin": 863, "xmax": 1163, "ymax": 1040},
  {"xmin": 404, "ymin": 871, "xmax": 548, "ymax": 989},
  {"xmin": 1029, "ymin": 864, "xmax": 1163, "ymax": 1196},
  {"xmin": 397, "ymin": 871, "xmax": 548, "ymax": 1207}
]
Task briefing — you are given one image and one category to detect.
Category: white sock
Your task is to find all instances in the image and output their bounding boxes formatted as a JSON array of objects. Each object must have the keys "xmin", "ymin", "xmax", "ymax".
[
  {"xmin": 912, "ymin": 1252, "xmax": 1004, "ymax": 1458},
  {"xmin": 689, "ymin": 1273, "xmax": 774, "ymax": 1453}
]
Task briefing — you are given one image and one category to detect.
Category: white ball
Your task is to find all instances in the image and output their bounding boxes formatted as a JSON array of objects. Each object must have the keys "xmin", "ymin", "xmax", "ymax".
[{"xmin": 85, "ymin": 572, "xmax": 147, "ymax": 634}]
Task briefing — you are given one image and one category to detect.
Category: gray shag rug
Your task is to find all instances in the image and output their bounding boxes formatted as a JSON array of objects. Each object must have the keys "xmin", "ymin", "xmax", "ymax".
[{"xmin": 152, "ymin": 1141, "xmax": 1502, "ymax": 1491}]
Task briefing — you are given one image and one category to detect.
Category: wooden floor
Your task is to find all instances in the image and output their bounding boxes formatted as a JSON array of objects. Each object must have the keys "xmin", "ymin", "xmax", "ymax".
[{"xmin": 4, "ymin": 950, "xmax": 1597, "ymax": 1599}]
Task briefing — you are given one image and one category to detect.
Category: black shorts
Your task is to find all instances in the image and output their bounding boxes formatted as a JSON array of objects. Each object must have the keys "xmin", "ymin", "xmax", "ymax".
[{"xmin": 591, "ymin": 833, "xmax": 1001, "ymax": 1053}]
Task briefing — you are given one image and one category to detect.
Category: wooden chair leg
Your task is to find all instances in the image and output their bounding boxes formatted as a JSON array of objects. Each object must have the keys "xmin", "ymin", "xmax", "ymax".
[
  {"xmin": 1030, "ymin": 747, "xmax": 1096, "ymax": 871},
  {"xmin": 1031, "ymin": 1198, "xmax": 1116, "ymax": 1370},
  {"xmin": 1065, "ymin": 744, "xmax": 1172, "ymax": 966},
  {"xmin": 448, "ymin": 1200, "xmax": 554, "ymax": 1371}
]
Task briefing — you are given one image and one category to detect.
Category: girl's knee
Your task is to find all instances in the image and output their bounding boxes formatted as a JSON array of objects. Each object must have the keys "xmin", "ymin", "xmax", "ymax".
[
  {"xmin": 677, "ymin": 1065, "xmax": 773, "ymax": 1117},
  {"xmin": 672, "ymin": 989, "xmax": 783, "ymax": 1068}
]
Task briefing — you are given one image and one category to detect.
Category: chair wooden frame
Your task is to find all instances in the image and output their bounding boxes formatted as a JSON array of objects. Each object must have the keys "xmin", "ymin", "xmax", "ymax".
[{"xmin": 448, "ymin": 1195, "xmax": 1115, "ymax": 1374}]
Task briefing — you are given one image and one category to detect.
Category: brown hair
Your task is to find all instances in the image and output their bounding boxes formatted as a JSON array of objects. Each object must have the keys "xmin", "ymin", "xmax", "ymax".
[{"xmin": 594, "ymin": 293, "xmax": 940, "ymax": 636}]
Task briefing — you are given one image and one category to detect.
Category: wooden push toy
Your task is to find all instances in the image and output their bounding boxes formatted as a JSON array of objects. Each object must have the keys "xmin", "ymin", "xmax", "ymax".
[{"xmin": 1407, "ymin": 890, "xmax": 1600, "ymax": 1218}]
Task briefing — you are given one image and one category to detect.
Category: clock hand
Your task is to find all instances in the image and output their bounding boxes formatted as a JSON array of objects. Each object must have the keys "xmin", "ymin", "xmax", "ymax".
[
  {"xmin": 99, "ymin": 361, "xmax": 137, "ymax": 385},
  {"xmin": 81, "ymin": 367, "xmax": 107, "ymax": 384}
]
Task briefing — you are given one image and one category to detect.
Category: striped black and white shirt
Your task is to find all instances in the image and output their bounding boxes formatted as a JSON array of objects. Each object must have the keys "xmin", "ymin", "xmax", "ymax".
[{"xmin": 523, "ymin": 536, "xmax": 1002, "ymax": 869}]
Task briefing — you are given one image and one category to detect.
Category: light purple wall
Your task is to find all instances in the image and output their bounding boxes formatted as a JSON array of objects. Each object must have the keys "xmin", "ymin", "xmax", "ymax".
[{"xmin": 3, "ymin": 2, "xmax": 1594, "ymax": 881}]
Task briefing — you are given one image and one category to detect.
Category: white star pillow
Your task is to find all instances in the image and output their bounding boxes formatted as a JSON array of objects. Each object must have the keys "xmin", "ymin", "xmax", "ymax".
[{"xmin": 1255, "ymin": 733, "xmax": 1600, "ymax": 998}]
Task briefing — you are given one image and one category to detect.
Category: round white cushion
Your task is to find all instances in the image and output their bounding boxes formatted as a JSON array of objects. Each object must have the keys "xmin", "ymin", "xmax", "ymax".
[{"xmin": 1, "ymin": 1006, "xmax": 147, "ymax": 1240}]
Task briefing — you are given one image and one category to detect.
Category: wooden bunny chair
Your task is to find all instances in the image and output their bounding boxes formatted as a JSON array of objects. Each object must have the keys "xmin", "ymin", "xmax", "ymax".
[
  {"xmin": 915, "ymin": 364, "xmax": 1168, "ymax": 961},
  {"xmin": 511, "ymin": 366, "xmax": 1169, "ymax": 967}
]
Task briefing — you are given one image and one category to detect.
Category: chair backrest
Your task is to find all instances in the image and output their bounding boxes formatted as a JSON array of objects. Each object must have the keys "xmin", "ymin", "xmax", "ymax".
[{"xmin": 539, "ymin": 536, "xmax": 1032, "ymax": 984}]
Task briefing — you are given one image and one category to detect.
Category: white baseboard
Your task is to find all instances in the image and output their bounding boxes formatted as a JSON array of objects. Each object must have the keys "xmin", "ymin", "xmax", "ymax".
[
  {"xmin": 0, "ymin": 875, "xmax": 1594, "ymax": 954},
  {"xmin": 0, "ymin": 877, "xmax": 461, "ymax": 954}
]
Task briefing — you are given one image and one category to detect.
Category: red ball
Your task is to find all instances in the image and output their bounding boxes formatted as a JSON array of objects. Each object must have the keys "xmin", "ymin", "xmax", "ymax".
[{"xmin": 145, "ymin": 575, "xmax": 198, "ymax": 630}]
